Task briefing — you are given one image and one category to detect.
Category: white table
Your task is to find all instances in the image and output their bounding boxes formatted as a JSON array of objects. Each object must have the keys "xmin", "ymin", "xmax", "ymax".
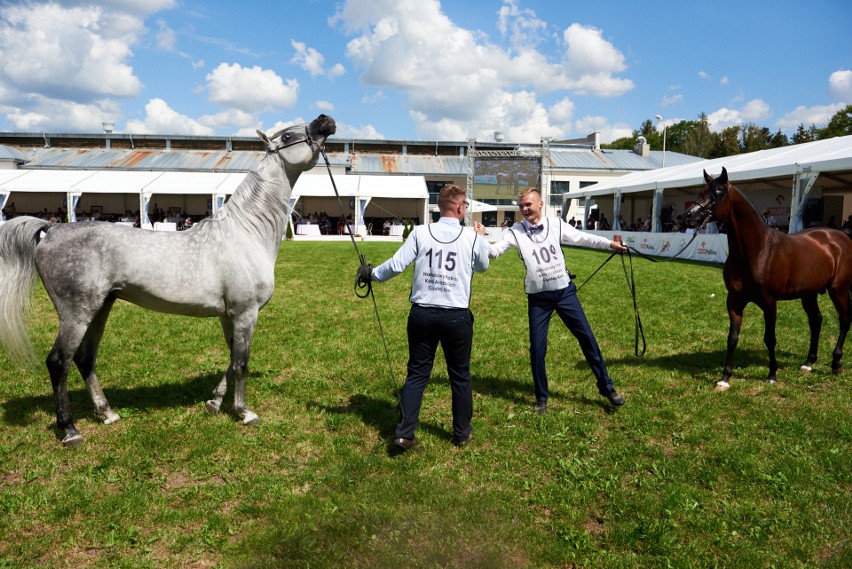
[
  {"xmin": 154, "ymin": 222, "xmax": 177, "ymax": 231},
  {"xmin": 388, "ymin": 225, "xmax": 405, "ymax": 237},
  {"xmin": 296, "ymin": 223, "xmax": 321, "ymax": 236},
  {"xmin": 343, "ymin": 224, "xmax": 368, "ymax": 236}
]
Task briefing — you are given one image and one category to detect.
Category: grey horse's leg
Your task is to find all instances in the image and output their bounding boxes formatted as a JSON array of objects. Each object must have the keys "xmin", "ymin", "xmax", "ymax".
[
  {"xmin": 73, "ymin": 297, "xmax": 120, "ymax": 424},
  {"xmin": 230, "ymin": 310, "xmax": 260, "ymax": 424},
  {"xmin": 205, "ymin": 316, "xmax": 232, "ymax": 415},
  {"xmin": 46, "ymin": 318, "xmax": 91, "ymax": 446}
]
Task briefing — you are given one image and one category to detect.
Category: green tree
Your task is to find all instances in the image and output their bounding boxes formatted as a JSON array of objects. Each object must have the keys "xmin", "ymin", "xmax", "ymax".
[
  {"xmin": 816, "ymin": 104, "xmax": 852, "ymax": 139},
  {"xmin": 792, "ymin": 124, "xmax": 817, "ymax": 144},
  {"xmin": 712, "ymin": 126, "xmax": 742, "ymax": 158},
  {"xmin": 681, "ymin": 113, "xmax": 716, "ymax": 158},
  {"xmin": 741, "ymin": 122, "xmax": 773, "ymax": 153}
]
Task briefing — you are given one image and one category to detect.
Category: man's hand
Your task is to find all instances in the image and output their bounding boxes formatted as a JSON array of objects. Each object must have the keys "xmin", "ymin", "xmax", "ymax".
[
  {"xmin": 610, "ymin": 240, "xmax": 628, "ymax": 253},
  {"xmin": 356, "ymin": 262, "xmax": 373, "ymax": 284},
  {"xmin": 473, "ymin": 221, "xmax": 486, "ymax": 236}
]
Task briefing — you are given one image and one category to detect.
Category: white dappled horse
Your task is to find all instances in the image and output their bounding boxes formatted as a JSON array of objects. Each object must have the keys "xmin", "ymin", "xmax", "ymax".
[{"xmin": 0, "ymin": 114, "xmax": 336, "ymax": 445}]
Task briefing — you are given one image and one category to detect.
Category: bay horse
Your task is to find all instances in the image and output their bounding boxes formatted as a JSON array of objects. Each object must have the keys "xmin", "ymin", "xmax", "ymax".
[
  {"xmin": 685, "ymin": 167, "xmax": 852, "ymax": 390},
  {"xmin": 0, "ymin": 114, "xmax": 336, "ymax": 445}
]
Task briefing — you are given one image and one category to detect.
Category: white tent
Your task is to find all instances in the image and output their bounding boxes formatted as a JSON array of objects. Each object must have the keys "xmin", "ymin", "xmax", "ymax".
[
  {"xmin": 570, "ymin": 135, "xmax": 852, "ymax": 233},
  {"xmin": 0, "ymin": 169, "xmax": 428, "ymax": 229}
]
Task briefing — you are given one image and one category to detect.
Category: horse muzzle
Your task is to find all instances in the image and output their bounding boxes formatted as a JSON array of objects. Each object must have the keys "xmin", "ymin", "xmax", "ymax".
[{"xmin": 311, "ymin": 114, "xmax": 337, "ymax": 138}]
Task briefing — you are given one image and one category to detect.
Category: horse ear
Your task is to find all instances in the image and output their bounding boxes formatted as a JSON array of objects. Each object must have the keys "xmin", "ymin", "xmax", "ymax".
[
  {"xmin": 703, "ymin": 170, "xmax": 713, "ymax": 184},
  {"xmin": 720, "ymin": 167, "xmax": 729, "ymax": 184},
  {"xmin": 257, "ymin": 129, "xmax": 274, "ymax": 151}
]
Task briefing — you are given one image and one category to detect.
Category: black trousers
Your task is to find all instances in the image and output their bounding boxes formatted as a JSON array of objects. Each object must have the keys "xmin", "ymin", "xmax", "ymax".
[
  {"xmin": 528, "ymin": 282, "xmax": 614, "ymax": 403},
  {"xmin": 395, "ymin": 304, "xmax": 474, "ymax": 441}
]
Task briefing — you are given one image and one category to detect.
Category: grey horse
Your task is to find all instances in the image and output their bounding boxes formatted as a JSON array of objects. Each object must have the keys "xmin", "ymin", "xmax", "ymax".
[{"xmin": 0, "ymin": 114, "xmax": 336, "ymax": 445}]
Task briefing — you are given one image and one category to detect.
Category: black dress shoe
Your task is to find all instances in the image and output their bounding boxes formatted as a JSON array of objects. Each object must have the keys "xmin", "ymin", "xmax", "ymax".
[
  {"xmin": 393, "ymin": 437, "xmax": 419, "ymax": 452},
  {"xmin": 603, "ymin": 391, "xmax": 625, "ymax": 406},
  {"xmin": 453, "ymin": 433, "xmax": 472, "ymax": 447}
]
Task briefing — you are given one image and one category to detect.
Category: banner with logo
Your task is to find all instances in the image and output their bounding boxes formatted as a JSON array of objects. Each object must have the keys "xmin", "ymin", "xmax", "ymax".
[{"xmin": 589, "ymin": 231, "xmax": 728, "ymax": 264}]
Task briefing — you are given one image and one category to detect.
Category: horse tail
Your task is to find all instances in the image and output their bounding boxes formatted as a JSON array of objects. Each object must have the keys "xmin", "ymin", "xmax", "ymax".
[{"xmin": 0, "ymin": 217, "xmax": 50, "ymax": 362}]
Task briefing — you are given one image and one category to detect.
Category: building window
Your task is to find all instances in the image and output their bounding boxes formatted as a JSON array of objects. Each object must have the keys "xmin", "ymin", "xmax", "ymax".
[
  {"xmin": 549, "ymin": 180, "xmax": 569, "ymax": 206},
  {"xmin": 427, "ymin": 181, "xmax": 452, "ymax": 204}
]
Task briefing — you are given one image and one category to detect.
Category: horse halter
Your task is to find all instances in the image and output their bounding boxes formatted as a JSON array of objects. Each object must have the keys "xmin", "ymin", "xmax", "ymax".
[
  {"xmin": 267, "ymin": 124, "xmax": 318, "ymax": 155},
  {"xmin": 692, "ymin": 182, "xmax": 727, "ymax": 225}
]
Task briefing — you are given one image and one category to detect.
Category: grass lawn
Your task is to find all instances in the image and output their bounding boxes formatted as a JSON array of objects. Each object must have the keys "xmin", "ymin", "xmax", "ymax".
[{"xmin": 1, "ymin": 240, "xmax": 849, "ymax": 568}]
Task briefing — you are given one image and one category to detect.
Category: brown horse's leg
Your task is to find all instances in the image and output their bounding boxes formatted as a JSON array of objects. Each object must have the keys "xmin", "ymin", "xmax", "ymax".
[
  {"xmin": 718, "ymin": 295, "xmax": 747, "ymax": 390},
  {"xmin": 800, "ymin": 295, "xmax": 822, "ymax": 372},
  {"xmin": 827, "ymin": 289, "xmax": 852, "ymax": 374},
  {"xmin": 762, "ymin": 302, "xmax": 779, "ymax": 383}
]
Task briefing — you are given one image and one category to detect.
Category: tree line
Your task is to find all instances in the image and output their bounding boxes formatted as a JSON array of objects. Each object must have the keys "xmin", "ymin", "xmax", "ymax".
[{"xmin": 603, "ymin": 104, "xmax": 852, "ymax": 159}]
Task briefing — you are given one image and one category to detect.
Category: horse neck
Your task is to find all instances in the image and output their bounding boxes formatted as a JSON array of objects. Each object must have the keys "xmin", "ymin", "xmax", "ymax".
[
  {"xmin": 723, "ymin": 185, "xmax": 770, "ymax": 261},
  {"xmin": 222, "ymin": 155, "xmax": 292, "ymax": 252}
]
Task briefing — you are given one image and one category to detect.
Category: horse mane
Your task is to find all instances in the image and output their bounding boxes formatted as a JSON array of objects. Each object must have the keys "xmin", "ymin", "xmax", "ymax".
[{"xmin": 191, "ymin": 155, "xmax": 289, "ymax": 244}]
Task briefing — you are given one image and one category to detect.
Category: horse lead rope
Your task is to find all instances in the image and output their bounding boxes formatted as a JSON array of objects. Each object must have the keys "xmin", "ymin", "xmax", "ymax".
[{"xmin": 319, "ymin": 149, "xmax": 395, "ymax": 386}]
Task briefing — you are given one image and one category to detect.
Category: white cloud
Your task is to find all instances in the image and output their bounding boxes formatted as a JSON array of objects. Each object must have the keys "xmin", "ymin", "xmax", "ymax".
[
  {"xmin": 776, "ymin": 103, "xmax": 845, "ymax": 130},
  {"xmin": 662, "ymin": 94, "xmax": 683, "ymax": 106},
  {"xmin": 198, "ymin": 108, "xmax": 258, "ymax": 131},
  {"xmin": 498, "ymin": 0, "xmax": 549, "ymax": 52},
  {"xmin": 573, "ymin": 115, "xmax": 633, "ymax": 144},
  {"xmin": 0, "ymin": 3, "xmax": 144, "ymax": 100},
  {"xmin": 741, "ymin": 99, "xmax": 771, "ymax": 121},
  {"xmin": 125, "ymin": 98, "xmax": 214, "ymax": 135},
  {"xmin": 205, "ymin": 63, "xmax": 299, "ymax": 112},
  {"xmin": 3, "ymin": 96, "xmax": 122, "ymax": 131},
  {"xmin": 291, "ymin": 40, "xmax": 347, "ymax": 79},
  {"xmin": 312, "ymin": 100, "xmax": 335, "ymax": 112},
  {"xmin": 828, "ymin": 69, "xmax": 852, "ymax": 102},
  {"xmin": 698, "ymin": 71, "xmax": 710, "ymax": 80},
  {"xmin": 333, "ymin": 0, "xmax": 633, "ymax": 142},
  {"xmin": 705, "ymin": 99, "xmax": 770, "ymax": 132},
  {"xmin": 720, "ymin": 76, "xmax": 729, "ymax": 85},
  {"xmin": 333, "ymin": 122, "xmax": 385, "ymax": 139},
  {"xmin": 291, "ymin": 40, "xmax": 326, "ymax": 77},
  {"xmin": 156, "ymin": 19, "xmax": 177, "ymax": 51}
]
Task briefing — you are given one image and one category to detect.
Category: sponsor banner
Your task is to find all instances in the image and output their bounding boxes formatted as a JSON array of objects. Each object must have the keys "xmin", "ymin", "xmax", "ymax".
[{"xmin": 589, "ymin": 231, "xmax": 728, "ymax": 264}]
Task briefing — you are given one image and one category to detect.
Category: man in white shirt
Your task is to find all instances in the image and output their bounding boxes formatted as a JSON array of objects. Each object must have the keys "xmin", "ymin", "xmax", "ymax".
[
  {"xmin": 475, "ymin": 188, "xmax": 627, "ymax": 414},
  {"xmin": 358, "ymin": 185, "xmax": 490, "ymax": 451}
]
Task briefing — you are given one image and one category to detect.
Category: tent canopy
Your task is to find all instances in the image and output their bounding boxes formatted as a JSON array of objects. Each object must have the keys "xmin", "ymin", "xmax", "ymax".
[
  {"xmin": 0, "ymin": 169, "xmax": 427, "ymax": 198},
  {"xmin": 572, "ymin": 135, "xmax": 852, "ymax": 198}
]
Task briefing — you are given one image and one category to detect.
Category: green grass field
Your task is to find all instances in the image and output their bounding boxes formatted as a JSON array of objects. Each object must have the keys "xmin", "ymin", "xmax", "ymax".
[{"xmin": 1, "ymin": 241, "xmax": 849, "ymax": 568}]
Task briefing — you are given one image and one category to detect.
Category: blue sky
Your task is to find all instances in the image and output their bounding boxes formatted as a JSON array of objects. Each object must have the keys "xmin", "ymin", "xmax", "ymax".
[{"xmin": 0, "ymin": 0, "xmax": 849, "ymax": 143}]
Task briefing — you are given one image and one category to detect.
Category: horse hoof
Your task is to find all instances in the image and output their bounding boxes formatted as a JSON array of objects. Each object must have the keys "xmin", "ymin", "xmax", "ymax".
[
  {"xmin": 766, "ymin": 379, "xmax": 777, "ymax": 385},
  {"xmin": 714, "ymin": 381, "xmax": 730, "ymax": 392},
  {"xmin": 241, "ymin": 410, "xmax": 260, "ymax": 425},
  {"xmin": 101, "ymin": 410, "xmax": 121, "ymax": 424},
  {"xmin": 62, "ymin": 433, "xmax": 84, "ymax": 447},
  {"xmin": 832, "ymin": 367, "xmax": 844, "ymax": 375},
  {"xmin": 205, "ymin": 400, "xmax": 221, "ymax": 415},
  {"xmin": 800, "ymin": 365, "xmax": 812, "ymax": 373}
]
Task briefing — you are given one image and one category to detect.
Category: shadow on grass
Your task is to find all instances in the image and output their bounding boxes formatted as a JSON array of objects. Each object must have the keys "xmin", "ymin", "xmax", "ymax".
[
  {"xmin": 1, "ymin": 371, "xmax": 230, "ymax": 427},
  {"xmin": 577, "ymin": 346, "xmax": 805, "ymax": 384}
]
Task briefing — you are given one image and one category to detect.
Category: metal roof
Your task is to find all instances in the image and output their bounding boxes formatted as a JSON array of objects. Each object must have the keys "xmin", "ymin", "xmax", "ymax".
[
  {"xmin": 0, "ymin": 145, "xmax": 28, "ymax": 164},
  {"xmin": 352, "ymin": 154, "xmax": 466, "ymax": 175},
  {"xmin": 547, "ymin": 148, "xmax": 701, "ymax": 171},
  {"xmin": 1, "ymin": 146, "xmax": 350, "ymax": 172}
]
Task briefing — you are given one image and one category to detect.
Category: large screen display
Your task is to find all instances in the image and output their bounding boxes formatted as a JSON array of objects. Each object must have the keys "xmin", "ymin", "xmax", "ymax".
[{"xmin": 473, "ymin": 156, "xmax": 541, "ymax": 201}]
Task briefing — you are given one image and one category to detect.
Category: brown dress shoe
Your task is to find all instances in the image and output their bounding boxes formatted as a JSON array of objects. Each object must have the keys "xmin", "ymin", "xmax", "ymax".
[
  {"xmin": 393, "ymin": 437, "xmax": 419, "ymax": 452},
  {"xmin": 453, "ymin": 433, "xmax": 472, "ymax": 447}
]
